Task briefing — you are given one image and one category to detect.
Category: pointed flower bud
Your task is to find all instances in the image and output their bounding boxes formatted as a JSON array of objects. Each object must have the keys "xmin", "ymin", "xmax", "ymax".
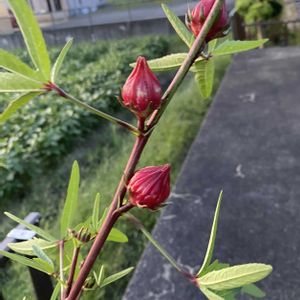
[
  {"xmin": 121, "ymin": 56, "xmax": 162, "ymax": 120},
  {"xmin": 186, "ymin": 0, "xmax": 229, "ymax": 42},
  {"xmin": 128, "ymin": 164, "xmax": 171, "ymax": 210}
]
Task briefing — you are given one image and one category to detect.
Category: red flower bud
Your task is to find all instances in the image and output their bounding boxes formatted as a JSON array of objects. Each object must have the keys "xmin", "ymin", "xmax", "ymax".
[
  {"xmin": 121, "ymin": 56, "xmax": 162, "ymax": 120},
  {"xmin": 128, "ymin": 164, "xmax": 171, "ymax": 210},
  {"xmin": 186, "ymin": 0, "xmax": 229, "ymax": 42}
]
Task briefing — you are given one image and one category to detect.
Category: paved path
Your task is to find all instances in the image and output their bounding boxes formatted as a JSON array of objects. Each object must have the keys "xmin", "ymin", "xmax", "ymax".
[
  {"xmin": 52, "ymin": 0, "xmax": 235, "ymax": 29},
  {"xmin": 123, "ymin": 46, "xmax": 300, "ymax": 300}
]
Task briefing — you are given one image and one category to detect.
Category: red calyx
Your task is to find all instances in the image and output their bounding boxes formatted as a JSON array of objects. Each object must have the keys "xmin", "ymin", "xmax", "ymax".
[
  {"xmin": 128, "ymin": 164, "xmax": 171, "ymax": 210},
  {"xmin": 187, "ymin": 0, "xmax": 229, "ymax": 42},
  {"xmin": 121, "ymin": 56, "xmax": 162, "ymax": 120}
]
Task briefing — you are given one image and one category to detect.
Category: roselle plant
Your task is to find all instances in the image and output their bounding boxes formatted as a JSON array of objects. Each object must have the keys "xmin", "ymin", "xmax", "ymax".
[{"xmin": 0, "ymin": 0, "xmax": 272, "ymax": 299}]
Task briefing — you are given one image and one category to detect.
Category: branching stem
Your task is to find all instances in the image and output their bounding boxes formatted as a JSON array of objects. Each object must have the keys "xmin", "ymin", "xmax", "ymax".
[{"xmin": 66, "ymin": 1, "xmax": 224, "ymax": 299}]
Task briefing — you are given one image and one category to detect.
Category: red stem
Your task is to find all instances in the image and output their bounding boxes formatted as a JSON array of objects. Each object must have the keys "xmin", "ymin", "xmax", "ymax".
[{"xmin": 64, "ymin": 247, "xmax": 80, "ymax": 298}]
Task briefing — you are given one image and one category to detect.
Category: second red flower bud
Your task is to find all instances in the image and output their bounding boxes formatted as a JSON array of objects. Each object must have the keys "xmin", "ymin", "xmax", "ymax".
[
  {"xmin": 128, "ymin": 164, "xmax": 171, "ymax": 210},
  {"xmin": 121, "ymin": 56, "xmax": 162, "ymax": 121}
]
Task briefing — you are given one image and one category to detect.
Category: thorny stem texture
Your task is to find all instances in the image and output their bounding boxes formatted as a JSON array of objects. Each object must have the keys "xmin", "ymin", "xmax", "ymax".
[{"xmin": 66, "ymin": 1, "xmax": 224, "ymax": 299}]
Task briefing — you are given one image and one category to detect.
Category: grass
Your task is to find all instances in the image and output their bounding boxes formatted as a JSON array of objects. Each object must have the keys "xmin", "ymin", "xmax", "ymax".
[{"xmin": 0, "ymin": 49, "xmax": 230, "ymax": 299}]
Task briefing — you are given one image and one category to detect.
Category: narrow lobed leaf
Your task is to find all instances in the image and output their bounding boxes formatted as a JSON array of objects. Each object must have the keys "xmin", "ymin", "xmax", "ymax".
[
  {"xmin": 0, "ymin": 49, "xmax": 42, "ymax": 81},
  {"xmin": 107, "ymin": 228, "xmax": 128, "ymax": 243},
  {"xmin": 197, "ymin": 191, "xmax": 223, "ymax": 276},
  {"xmin": 92, "ymin": 193, "xmax": 101, "ymax": 232},
  {"xmin": 200, "ymin": 286, "xmax": 224, "ymax": 300},
  {"xmin": 50, "ymin": 283, "xmax": 61, "ymax": 300},
  {"xmin": 0, "ymin": 73, "xmax": 44, "ymax": 93},
  {"xmin": 60, "ymin": 161, "xmax": 80, "ymax": 237},
  {"xmin": 194, "ymin": 59, "xmax": 215, "ymax": 99},
  {"xmin": 8, "ymin": 238, "xmax": 56, "ymax": 256},
  {"xmin": 4, "ymin": 212, "xmax": 56, "ymax": 242},
  {"xmin": 101, "ymin": 267, "xmax": 134, "ymax": 288},
  {"xmin": 32, "ymin": 245, "xmax": 54, "ymax": 268},
  {"xmin": 161, "ymin": 3, "xmax": 194, "ymax": 47},
  {"xmin": 0, "ymin": 250, "xmax": 51, "ymax": 273},
  {"xmin": 51, "ymin": 38, "xmax": 73, "ymax": 83},
  {"xmin": 0, "ymin": 92, "xmax": 42, "ymax": 124},
  {"xmin": 8, "ymin": 0, "xmax": 51, "ymax": 79},
  {"xmin": 241, "ymin": 284, "xmax": 266, "ymax": 298},
  {"xmin": 212, "ymin": 39, "xmax": 268, "ymax": 57},
  {"xmin": 198, "ymin": 263, "xmax": 273, "ymax": 291}
]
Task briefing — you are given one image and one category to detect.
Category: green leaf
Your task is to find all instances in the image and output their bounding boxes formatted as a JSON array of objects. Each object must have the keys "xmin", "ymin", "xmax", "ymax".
[
  {"xmin": 0, "ymin": 49, "xmax": 41, "ymax": 81},
  {"xmin": 92, "ymin": 193, "xmax": 101, "ymax": 232},
  {"xmin": 32, "ymin": 257, "xmax": 54, "ymax": 274},
  {"xmin": 4, "ymin": 212, "xmax": 56, "ymax": 242},
  {"xmin": 8, "ymin": 238, "xmax": 56, "ymax": 256},
  {"xmin": 94, "ymin": 265, "xmax": 105, "ymax": 286},
  {"xmin": 101, "ymin": 267, "xmax": 134, "ymax": 288},
  {"xmin": 197, "ymin": 191, "xmax": 223, "ymax": 276},
  {"xmin": 107, "ymin": 228, "xmax": 128, "ymax": 243},
  {"xmin": 198, "ymin": 264, "xmax": 273, "ymax": 291},
  {"xmin": 32, "ymin": 245, "xmax": 54, "ymax": 268},
  {"xmin": 208, "ymin": 40, "xmax": 218, "ymax": 53},
  {"xmin": 241, "ymin": 284, "xmax": 266, "ymax": 298},
  {"xmin": 202, "ymin": 260, "xmax": 230, "ymax": 276},
  {"xmin": 161, "ymin": 3, "xmax": 194, "ymax": 47},
  {"xmin": 0, "ymin": 73, "xmax": 44, "ymax": 92},
  {"xmin": 51, "ymin": 38, "xmax": 73, "ymax": 83},
  {"xmin": 8, "ymin": 0, "xmax": 51, "ymax": 79},
  {"xmin": 212, "ymin": 40, "xmax": 268, "ymax": 57},
  {"xmin": 135, "ymin": 53, "xmax": 188, "ymax": 72},
  {"xmin": 0, "ymin": 250, "xmax": 50, "ymax": 273},
  {"xmin": 0, "ymin": 92, "xmax": 41, "ymax": 123},
  {"xmin": 50, "ymin": 283, "xmax": 60, "ymax": 300},
  {"xmin": 194, "ymin": 59, "xmax": 215, "ymax": 99},
  {"xmin": 200, "ymin": 286, "xmax": 224, "ymax": 300},
  {"xmin": 61, "ymin": 161, "xmax": 80, "ymax": 237}
]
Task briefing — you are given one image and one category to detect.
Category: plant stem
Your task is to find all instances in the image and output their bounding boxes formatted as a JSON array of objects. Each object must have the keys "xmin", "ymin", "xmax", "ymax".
[
  {"xmin": 52, "ymin": 85, "xmax": 140, "ymax": 135},
  {"xmin": 125, "ymin": 213, "xmax": 182, "ymax": 273},
  {"xmin": 59, "ymin": 240, "xmax": 65, "ymax": 300},
  {"xmin": 64, "ymin": 246, "xmax": 80, "ymax": 298},
  {"xmin": 67, "ymin": 1, "xmax": 224, "ymax": 299},
  {"xmin": 147, "ymin": 0, "xmax": 224, "ymax": 130}
]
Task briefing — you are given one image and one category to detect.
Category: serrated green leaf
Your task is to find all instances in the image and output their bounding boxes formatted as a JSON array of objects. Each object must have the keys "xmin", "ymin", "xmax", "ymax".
[
  {"xmin": 198, "ymin": 264, "xmax": 273, "ymax": 291},
  {"xmin": 50, "ymin": 282, "xmax": 60, "ymax": 300},
  {"xmin": 51, "ymin": 38, "xmax": 73, "ymax": 83},
  {"xmin": 0, "ymin": 250, "xmax": 50, "ymax": 273},
  {"xmin": 241, "ymin": 284, "xmax": 266, "ymax": 298},
  {"xmin": 162, "ymin": 3, "xmax": 194, "ymax": 47},
  {"xmin": 0, "ymin": 73, "xmax": 44, "ymax": 92},
  {"xmin": 107, "ymin": 228, "xmax": 128, "ymax": 243},
  {"xmin": 8, "ymin": 0, "xmax": 51, "ymax": 79},
  {"xmin": 61, "ymin": 161, "xmax": 80, "ymax": 237},
  {"xmin": 4, "ymin": 212, "xmax": 56, "ymax": 242},
  {"xmin": 101, "ymin": 267, "xmax": 134, "ymax": 288},
  {"xmin": 194, "ymin": 59, "xmax": 215, "ymax": 99},
  {"xmin": 212, "ymin": 39, "xmax": 268, "ymax": 56},
  {"xmin": 197, "ymin": 191, "xmax": 223, "ymax": 276},
  {"xmin": 200, "ymin": 286, "xmax": 224, "ymax": 300},
  {"xmin": 0, "ymin": 92, "xmax": 41, "ymax": 123},
  {"xmin": 8, "ymin": 238, "xmax": 56, "ymax": 256},
  {"xmin": 92, "ymin": 193, "xmax": 101, "ymax": 232},
  {"xmin": 0, "ymin": 49, "xmax": 41, "ymax": 81},
  {"xmin": 32, "ymin": 245, "xmax": 54, "ymax": 268}
]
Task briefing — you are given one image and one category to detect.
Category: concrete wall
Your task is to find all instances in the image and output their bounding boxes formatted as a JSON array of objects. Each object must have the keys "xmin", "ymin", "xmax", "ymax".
[{"xmin": 0, "ymin": 16, "xmax": 176, "ymax": 50}]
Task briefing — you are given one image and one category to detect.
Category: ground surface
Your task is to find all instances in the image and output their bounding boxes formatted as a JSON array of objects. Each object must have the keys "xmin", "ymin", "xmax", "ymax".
[{"xmin": 123, "ymin": 46, "xmax": 300, "ymax": 300}]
